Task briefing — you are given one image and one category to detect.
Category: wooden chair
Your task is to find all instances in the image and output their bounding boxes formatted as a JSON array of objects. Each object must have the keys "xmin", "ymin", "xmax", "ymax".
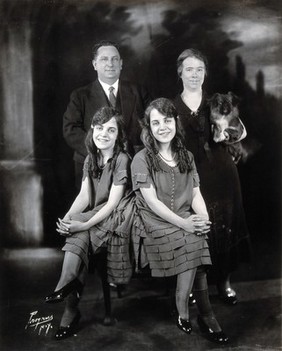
[{"xmin": 89, "ymin": 249, "xmax": 123, "ymax": 325}]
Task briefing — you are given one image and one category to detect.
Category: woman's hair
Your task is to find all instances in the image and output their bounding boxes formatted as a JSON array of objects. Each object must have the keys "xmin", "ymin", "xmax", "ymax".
[
  {"xmin": 85, "ymin": 106, "xmax": 128, "ymax": 177},
  {"xmin": 141, "ymin": 98, "xmax": 193, "ymax": 173},
  {"xmin": 176, "ymin": 48, "xmax": 208, "ymax": 78}
]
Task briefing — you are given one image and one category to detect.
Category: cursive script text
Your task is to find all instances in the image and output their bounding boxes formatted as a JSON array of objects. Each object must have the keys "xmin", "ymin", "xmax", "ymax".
[{"xmin": 25, "ymin": 310, "xmax": 53, "ymax": 335}]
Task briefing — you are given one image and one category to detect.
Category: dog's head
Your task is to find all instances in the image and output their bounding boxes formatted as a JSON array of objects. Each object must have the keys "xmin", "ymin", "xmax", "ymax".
[
  {"xmin": 208, "ymin": 92, "xmax": 244, "ymax": 144},
  {"xmin": 208, "ymin": 91, "xmax": 240, "ymax": 121}
]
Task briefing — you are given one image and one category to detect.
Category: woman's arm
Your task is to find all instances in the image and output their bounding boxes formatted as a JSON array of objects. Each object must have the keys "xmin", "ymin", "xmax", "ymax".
[
  {"xmin": 64, "ymin": 177, "xmax": 90, "ymax": 218},
  {"xmin": 56, "ymin": 176, "xmax": 90, "ymax": 235},
  {"xmin": 140, "ymin": 185, "xmax": 210, "ymax": 234},
  {"xmin": 191, "ymin": 187, "xmax": 209, "ymax": 220},
  {"xmin": 60, "ymin": 183, "xmax": 125, "ymax": 234},
  {"xmin": 82, "ymin": 183, "xmax": 125, "ymax": 230}
]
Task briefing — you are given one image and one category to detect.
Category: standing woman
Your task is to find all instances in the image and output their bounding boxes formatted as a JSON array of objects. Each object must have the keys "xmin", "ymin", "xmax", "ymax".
[
  {"xmin": 45, "ymin": 107, "xmax": 131, "ymax": 339},
  {"xmin": 131, "ymin": 98, "xmax": 228, "ymax": 344},
  {"xmin": 173, "ymin": 49, "xmax": 250, "ymax": 305}
]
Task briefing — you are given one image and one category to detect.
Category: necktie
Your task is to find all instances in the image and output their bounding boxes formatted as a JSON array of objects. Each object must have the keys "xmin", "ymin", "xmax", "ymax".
[{"xmin": 108, "ymin": 86, "xmax": 116, "ymax": 108}]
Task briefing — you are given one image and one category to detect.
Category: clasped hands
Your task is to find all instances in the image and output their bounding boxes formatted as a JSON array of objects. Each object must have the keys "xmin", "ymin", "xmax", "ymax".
[
  {"xmin": 182, "ymin": 215, "xmax": 211, "ymax": 236},
  {"xmin": 56, "ymin": 217, "xmax": 87, "ymax": 236}
]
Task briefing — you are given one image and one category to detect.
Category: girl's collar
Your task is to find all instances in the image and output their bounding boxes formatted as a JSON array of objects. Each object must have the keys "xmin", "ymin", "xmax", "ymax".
[{"xmin": 157, "ymin": 154, "xmax": 180, "ymax": 172}]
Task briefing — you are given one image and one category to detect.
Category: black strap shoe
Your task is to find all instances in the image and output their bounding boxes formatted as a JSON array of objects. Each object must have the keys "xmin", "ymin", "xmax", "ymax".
[
  {"xmin": 54, "ymin": 311, "xmax": 81, "ymax": 340},
  {"xmin": 176, "ymin": 316, "xmax": 192, "ymax": 334},
  {"xmin": 197, "ymin": 315, "xmax": 229, "ymax": 344},
  {"xmin": 45, "ymin": 278, "xmax": 83, "ymax": 304},
  {"xmin": 219, "ymin": 287, "xmax": 238, "ymax": 305},
  {"xmin": 189, "ymin": 292, "xmax": 196, "ymax": 306}
]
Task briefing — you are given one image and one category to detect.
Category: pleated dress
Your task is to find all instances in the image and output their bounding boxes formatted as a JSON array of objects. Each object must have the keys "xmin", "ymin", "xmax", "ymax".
[
  {"xmin": 62, "ymin": 152, "xmax": 133, "ymax": 284},
  {"xmin": 131, "ymin": 148, "xmax": 212, "ymax": 278}
]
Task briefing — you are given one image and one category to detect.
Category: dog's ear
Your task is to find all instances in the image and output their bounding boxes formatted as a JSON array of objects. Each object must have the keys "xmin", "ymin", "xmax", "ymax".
[
  {"xmin": 207, "ymin": 93, "xmax": 220, "ymax": 105},
  {"xmin": 228, "ymin": 91, "xmax": 241, "ymax": 105}
]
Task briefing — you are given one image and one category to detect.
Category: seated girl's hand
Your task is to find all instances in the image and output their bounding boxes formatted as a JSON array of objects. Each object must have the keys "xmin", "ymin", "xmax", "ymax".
[
  {"xmin": 56, "ymin": 218, "xmax": 88, "ymax": 236},
  {"xmin": 62, "ymin": 214, "xmax": 71, "ymax": 221},
  {"xmin": 181, "ymin": 215, "xmax": 211, "ymax": 236},
  {"xmin": 56, "ymin": 218, "xmax": 69, "ymax": 236}
]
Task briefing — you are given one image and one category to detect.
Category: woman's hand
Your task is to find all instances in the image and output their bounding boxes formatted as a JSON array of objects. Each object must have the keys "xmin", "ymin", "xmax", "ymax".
[
  {"xmin": 181, "ymin": 215, "xmax": 211, "ymax": 236},
  {"xmin": 56, "ymin": 218, "xmax": 88, "ymax": 236}
]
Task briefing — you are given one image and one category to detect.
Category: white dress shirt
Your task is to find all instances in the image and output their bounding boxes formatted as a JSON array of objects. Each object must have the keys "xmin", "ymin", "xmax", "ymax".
[{"xmin": 98, "ymin": 79, "xmax": 119, "ymax": 100}]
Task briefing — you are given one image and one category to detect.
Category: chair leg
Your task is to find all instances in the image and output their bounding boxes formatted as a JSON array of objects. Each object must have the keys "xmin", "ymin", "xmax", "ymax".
[
  {"xmin": 166, "ymin": 276, "xmax": 177, "ymax": 317},
  {"xmin": 95, "ymin": 254, "xmax": 116, "ymax": 326},
  {"xmin": 116, "ymin": 285, "xmax": 123, "ymax": 299}
]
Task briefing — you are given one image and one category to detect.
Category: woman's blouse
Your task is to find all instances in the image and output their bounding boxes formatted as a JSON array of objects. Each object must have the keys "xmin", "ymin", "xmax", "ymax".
[
  {"xmin": 82, "ymin": 152, "xmax": 130, "ymax": 209},
  {"xmin": 131, "ymin": 148, "xmax": 199, "ymax": 218},
  {"xmin": 173, "ymin": 93, "xmax": 212, "ymax": 164}
]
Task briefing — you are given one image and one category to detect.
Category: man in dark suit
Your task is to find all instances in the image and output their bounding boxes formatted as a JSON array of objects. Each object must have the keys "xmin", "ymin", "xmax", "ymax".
[{"xmin": 63, "ymin": 40, "xmax": 150, "ymax": 188}]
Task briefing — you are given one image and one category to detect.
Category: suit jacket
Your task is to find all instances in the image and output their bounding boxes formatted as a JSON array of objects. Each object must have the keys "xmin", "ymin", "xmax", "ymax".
[{"xmin": 63, "ymin": 79, "xmax": 150, "ymax": 163}]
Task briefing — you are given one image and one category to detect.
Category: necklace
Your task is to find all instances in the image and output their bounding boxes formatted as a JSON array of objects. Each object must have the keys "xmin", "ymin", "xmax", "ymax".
[{"xmin": 158, "ymin": 152, "xmax": 176, "ymax": 162}]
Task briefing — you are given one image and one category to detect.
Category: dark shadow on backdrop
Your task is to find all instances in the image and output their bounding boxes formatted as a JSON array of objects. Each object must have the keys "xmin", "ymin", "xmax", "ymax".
[
  {"xmin": 30, "ymin": 1, "xmax": 147, "ymax": 245},
  {"xmin": 146, "ymin": 6, "xmax": 281, "ymax": 258},
  {"xmin": 2, "ymin": 0, "xmax": 280, "ymax": 278}
]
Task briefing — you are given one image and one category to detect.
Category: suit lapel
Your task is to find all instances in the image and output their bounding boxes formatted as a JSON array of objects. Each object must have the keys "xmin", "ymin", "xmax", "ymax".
[
  {"xmin": 90, "ymin": 80, "xmax": 110, "ymax": 106},
  {"xmin": 87, "ymin": 80, "xmax": 137, "ymax": 125},
  {"xmin": 83, "ymin": 80, "xmax": 110, "ymax": 131},
  {"xmin": 118, "ymin": 81, "xmax": 136, "ymax": 123}
]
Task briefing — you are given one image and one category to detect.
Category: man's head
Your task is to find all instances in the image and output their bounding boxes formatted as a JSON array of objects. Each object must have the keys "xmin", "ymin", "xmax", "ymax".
[{"xmin": 92, "ymin": 40, "xmax": 123, "ymax": 85}]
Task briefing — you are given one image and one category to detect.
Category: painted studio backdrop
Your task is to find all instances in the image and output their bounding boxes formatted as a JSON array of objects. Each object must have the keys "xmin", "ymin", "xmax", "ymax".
[{"xmin": 0, "ymin": 0, "xmax": 281, "ymax": 278}]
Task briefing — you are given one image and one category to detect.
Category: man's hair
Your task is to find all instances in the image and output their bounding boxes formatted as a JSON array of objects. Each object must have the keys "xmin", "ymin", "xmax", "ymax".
[{"xmin": 92, "ymin": 40, "xmax": 120, "ymax": 60}]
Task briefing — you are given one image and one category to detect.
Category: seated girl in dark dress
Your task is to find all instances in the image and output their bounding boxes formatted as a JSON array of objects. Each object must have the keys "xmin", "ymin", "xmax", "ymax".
[
  {"xmin": 45, "ymin": 107, "xmax": 131, "ymax": 339},
  {"xmin": 131, "ymin": 98, "xmax": 228, "ymax": 344}
]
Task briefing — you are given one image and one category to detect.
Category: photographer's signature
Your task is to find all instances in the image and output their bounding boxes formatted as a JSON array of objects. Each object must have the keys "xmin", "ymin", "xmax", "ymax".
[{"xmin": 25, "ymin": 311, "xmax": 53, "ymax": 335}]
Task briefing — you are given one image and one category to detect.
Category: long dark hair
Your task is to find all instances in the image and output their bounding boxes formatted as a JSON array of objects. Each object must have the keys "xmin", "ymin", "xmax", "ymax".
[
  {"xmin": 141, "ymin": 98, "xmax": 193, "ymax": 173},
  {"xmin": 85, "ymin": 107, "xmax": 128, "ymax": 178}
]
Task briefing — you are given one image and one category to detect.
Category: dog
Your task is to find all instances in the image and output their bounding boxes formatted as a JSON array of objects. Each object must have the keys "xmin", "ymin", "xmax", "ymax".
[{"xmin": 208, "ymin": 92, "xmax": 247, "ymax": 163}]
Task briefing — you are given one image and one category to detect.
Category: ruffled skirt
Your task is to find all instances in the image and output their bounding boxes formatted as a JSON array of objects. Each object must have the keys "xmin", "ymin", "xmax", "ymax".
[
  {"xmin": 62, "ymin": 195, "xmax": 134, "ymax": 284},
  {"xmin": 132, "ymin": 198, "xmax": 212, "ymax": 278}
]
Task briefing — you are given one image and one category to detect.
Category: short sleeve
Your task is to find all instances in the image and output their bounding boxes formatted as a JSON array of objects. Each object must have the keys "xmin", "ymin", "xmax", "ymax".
[
  {"xmin": 113, "ymin": 153, "xmax": 130, "ymax": 185},
  {"xmin": 82, "ymin": 155, "xmax": 90, "ymax": 181},
  {"xmin": 131, "ymin": 150, "xmax": 153, "ymax": 191}
]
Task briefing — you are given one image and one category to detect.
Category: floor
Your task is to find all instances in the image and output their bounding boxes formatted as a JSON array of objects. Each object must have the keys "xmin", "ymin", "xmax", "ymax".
[{"xmin": 0, "ymin": 248, "xmax": 281, "ymax": 351}]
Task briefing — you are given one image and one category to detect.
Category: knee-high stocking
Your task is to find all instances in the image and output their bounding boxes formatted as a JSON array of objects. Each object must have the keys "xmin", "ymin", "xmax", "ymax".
[
  {"xmin": 194, "ymin": 267, "xmax": 221, "ymax": 332},
  {"xmin": 55, "ymin": 252, "xmax": 83, "ymax": 291},
  {"xmin": 60, "ymin": 265, "xmax": 87, "ymax": 327},
  {"xmin": 175, "ymin": 268, "xmax": 197, "ymax": 320}
]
